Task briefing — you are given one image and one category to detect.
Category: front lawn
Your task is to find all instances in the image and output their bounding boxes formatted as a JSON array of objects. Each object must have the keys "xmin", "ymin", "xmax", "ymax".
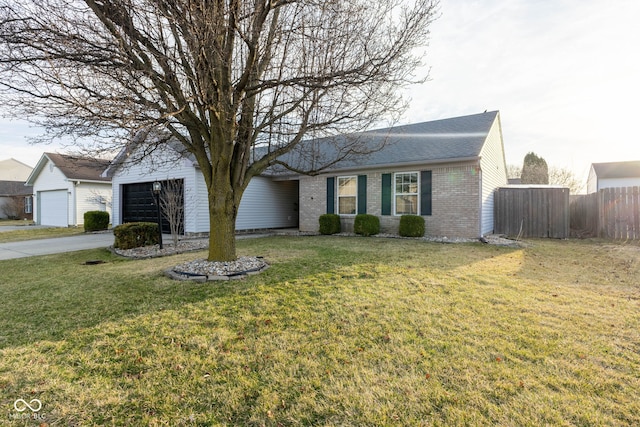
[
  {"xmin": 0, "ymin": 226, "xmax": 84, "ymax": 243},
  {"xmin": 1, "ymin": 237, "xmax": 639, "ymax": 425}
]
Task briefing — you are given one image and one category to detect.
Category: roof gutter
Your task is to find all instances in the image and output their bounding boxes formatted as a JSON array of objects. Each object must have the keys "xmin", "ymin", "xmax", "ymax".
[{"xmin": 264, "ymin": 156, "xmax": 482, "ymax": 178}]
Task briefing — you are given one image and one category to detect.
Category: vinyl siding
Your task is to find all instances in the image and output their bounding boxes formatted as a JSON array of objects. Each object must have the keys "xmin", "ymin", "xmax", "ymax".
[
  {"xmin": 111, "ymin": 153, "xmax": 199, "ymax": 232},
  {"xmin": 236, "ymin": 177, "xmax": 299, "ymax": 230},
  {"xmin": 112, "ymin": 147, "xmax": 299, "ymax": 234},
  {"xmin": 30, "ymin": 157, "xmax": 72, "ymax": 225},
  {"xmin": 75, "ymin": 183, "xmax": 113, "ymax": 225},
  {"xmin": 478, "ymin": 114, "xmax": 508, "ymax": 235},
  {"xmin": 596, "ymin": 177, "xmax": 640, "ymax": 191}
]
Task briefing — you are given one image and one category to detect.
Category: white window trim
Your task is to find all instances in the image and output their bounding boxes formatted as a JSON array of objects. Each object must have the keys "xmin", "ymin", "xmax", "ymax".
[
  {"xmin": 393, "ymin": 171, "xmax": 420, "ymax": 216},
  {"xmin": 24, "ymin": 196, "xmax": 33, "ymax": 214},
  {"xmin": 337, "ymin": 175, "xmax": 358, "ymax": 216}
]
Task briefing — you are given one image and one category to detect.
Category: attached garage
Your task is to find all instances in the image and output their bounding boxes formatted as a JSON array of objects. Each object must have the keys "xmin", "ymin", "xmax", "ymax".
[
  {"xmin": 121, "ymin": 180, "xmax": 184, "ymax": 234},
  {"xmin": 38, "ymin": 190, "xmax": 68, "ymax": 227},
  {"xmin": 26, "ymin": 153, "xmax": 112, "ymax": 227}
]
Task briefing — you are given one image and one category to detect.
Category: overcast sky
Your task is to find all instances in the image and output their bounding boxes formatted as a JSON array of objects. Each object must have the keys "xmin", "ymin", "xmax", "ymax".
[{"xmin": 2, "ymin": 0, "xmax": 639, "ymax": 186}]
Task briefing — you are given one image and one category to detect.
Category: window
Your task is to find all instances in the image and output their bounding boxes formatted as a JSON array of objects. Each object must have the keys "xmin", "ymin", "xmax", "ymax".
[
  {"xmin": 338, "ymin": 176, "xmax": 357, "ymax": 215},
  {"xmin": 24, "ymin": 196, "xmax": 33, "ymax": 214},
  {"xmin": 394, "ymin": 172, "xmax": 418, "ymax": 215}
]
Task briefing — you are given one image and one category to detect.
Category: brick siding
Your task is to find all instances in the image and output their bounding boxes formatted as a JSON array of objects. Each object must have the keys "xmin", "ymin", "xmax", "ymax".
[{"xmin": 299, "ymin": 164, "xmax": 481, "ymax": 237}]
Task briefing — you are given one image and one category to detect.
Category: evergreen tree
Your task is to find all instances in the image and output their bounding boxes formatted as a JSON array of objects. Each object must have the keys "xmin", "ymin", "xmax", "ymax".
[{"xmin": 521, "ymin": 152, "xmax": 549, "ymax": 184}]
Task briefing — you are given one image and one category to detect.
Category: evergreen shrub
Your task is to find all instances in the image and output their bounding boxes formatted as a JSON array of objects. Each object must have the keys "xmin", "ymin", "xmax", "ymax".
[
  {"xmin": 84, "ymin": 211, "xmax": 110, "ymax": 232},
  {"xmin": 354, "ymin": 214, "xmax": 380, "ymax": 236},
  {"xmin": 113, "ymin": 222, "xmax": 159, "ymax": 249},
  {"xmin": 319, "ymin": 214, "xmax": 341, "ymax": 235},
  {"xmin": 399, "ymin": 215, "xmax": 425, "ymax": 237}
]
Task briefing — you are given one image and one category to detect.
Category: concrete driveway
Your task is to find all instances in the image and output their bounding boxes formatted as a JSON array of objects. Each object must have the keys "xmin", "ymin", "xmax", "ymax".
[{"xmin": 0, "ymin": 232, "xmax": 115, "ymax": 260}]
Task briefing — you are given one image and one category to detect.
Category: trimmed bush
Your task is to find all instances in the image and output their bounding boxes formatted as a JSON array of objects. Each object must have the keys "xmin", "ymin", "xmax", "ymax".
[
  {"xmin": 113, "ymin": 222, "xmax": 160, "ymax": 249},
  {"xmin": 399, "ymin": 215, "xmax": 425, "ymax": 237},
  {"xmin": 354, "ymin": 214, "xmax": 380, "ymax": 236},
  {"xmin": 319, "ymin": 214, "xmax": 341, "ymax": 235},
  {"xmin": 84, "ymin": 210, "xmax": 110, "ymax": 232}
]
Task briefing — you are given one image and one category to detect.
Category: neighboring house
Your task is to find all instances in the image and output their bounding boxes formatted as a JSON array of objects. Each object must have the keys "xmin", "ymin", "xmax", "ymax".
[
  {"xmin": 0, "ymin": 158, "xmax": 34, "ymax": 220},
  {"xmin": 25, "ymin": 153, "xmax": 112, "ymax": 227},
  {"xmin": 107, "ymin": 141, "xmax": 299, "ymax": 234},
  {"xmin": 0, "ymin": 158, "xmax": 33, "ymax": 181},
  {"xmin": 587, "ymin": 160, "xmax": 640, "ymax": 193},
  {"xmin": 0, "ymin": 181, "xmax": 33, "ymax": 220},
  {"xmin": 295, "ymin": 110, "xmax": 507, "ymax": 237},
  {"xmin": 108, "ymin": 110, "xmax": 506, "ymax": 238}
]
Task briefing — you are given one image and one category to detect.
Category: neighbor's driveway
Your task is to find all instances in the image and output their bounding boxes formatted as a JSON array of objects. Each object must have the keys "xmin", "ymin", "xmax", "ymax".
[{"xmin": 0, "ymin": 232, "xmax": 115, "ymax": 260}]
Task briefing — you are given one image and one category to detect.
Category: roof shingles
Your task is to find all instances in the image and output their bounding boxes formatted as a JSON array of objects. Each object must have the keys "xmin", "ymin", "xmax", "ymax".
[{"xmin": 45, "ymin": 153, "xmax": 111, "ymax": 182}]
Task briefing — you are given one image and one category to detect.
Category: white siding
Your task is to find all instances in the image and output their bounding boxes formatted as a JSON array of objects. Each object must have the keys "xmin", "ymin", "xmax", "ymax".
[
  {"xmin": 75, "ymin": 183, "xmax": 113, "ymax": 225},
  {"xmin": 111, "ymin": 146, "xmax": 298, "ymax": 234},
  {"xmin": 479, "ymin": 113, "xmax": 508, "ymax": 236},
  {"xmin": 111, "ymin": 151, "xmax": 200, "ymax": 232},
  {"xmin": 586, "ymin": 166, "xmax": 598, "ymax": 194},
  {"xmin": 31, "ymin": 157, "xmax": 72, "ymax": 225},
  {"xmin": 236, "ymin": 177, "xmax": 298, "ymax": 230},
  {"xmin": 597, "ymin": 177, "xmax": 640, "ymax": 190}
]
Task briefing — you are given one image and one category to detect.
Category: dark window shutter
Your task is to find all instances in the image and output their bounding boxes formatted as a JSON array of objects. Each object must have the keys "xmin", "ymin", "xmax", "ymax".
[
  {"xmin": 326, "ymin": 177, "xmax": 335, "ymax": 214},
  {"xmin": 420, "ymin": 170, "xmax": 432, "ymax": 216},
  {"xmin": 381, "ymin": 173, "xmax": 392, "ymax": 215},
  {"xmin": 357, "ymin": 175, "xmax": 367, "ymax": 214}
]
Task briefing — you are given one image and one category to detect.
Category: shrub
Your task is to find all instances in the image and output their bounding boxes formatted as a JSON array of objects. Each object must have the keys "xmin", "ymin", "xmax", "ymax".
[
  {"xmin": 319, "ymin": 214, "xmax": 341, "ymax": 235},
  {"xmin": 84, "ymin": 211, "xmax": 110, "ymax": 232},
  {"xmin": 113, "ymin": 222, "xmax": 159, "ymax": 249},
  {"xmin": 354, "ymin": 214, "xmax": 380, "ymax": 236},
  {"xmin": 399, "ymin": 215, "xmax": 425, "ymax": 237}
]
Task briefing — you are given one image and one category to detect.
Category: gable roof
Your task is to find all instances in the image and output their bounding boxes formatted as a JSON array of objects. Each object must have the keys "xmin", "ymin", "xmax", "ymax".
[
  {"xmin": 272, "ymin": 111, "xmax": 500, "ymax": 174},
  {"xmin": 591, "ymin": 160, "xmax": 640, "ymax": 179},
  {"xmin": 107, "ymin": 111, "xmax": 501, "ymax": 178},
  {"xmin": 26, "ymin": 152, "xmax": 111, "ymax": 185},
  {"xmin": 0, "ymin": 180, "xmax": 32, "ymax": 197}
]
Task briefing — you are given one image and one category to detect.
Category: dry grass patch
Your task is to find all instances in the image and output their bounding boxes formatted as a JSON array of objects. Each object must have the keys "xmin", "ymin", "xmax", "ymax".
[
  {"xmin": 0, "ymin": 237, "xmax": 639, "ymax": 425},
  {"xmin": 0, "ymin": 226, "xmax": 84, "ymax": 243}
]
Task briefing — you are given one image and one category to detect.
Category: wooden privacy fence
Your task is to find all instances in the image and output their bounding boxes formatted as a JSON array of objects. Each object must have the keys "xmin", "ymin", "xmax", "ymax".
[
  {"xmin": 494, "ymin": 187, "xmax": 570, "ymax": 238},
  {"xmin": 571, "ymin": 187, "xmax": 640, "ymax": 239}
]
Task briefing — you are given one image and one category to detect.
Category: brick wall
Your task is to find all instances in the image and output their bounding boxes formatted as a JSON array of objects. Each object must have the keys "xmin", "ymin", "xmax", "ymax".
[{"xmin": 299, "ymin": 163, "xmax": 481, "ymax": 237}]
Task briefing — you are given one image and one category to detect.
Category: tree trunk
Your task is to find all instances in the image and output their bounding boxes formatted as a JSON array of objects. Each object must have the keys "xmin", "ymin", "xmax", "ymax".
[{"xmin": 207, "ymin": 182, "xmax": 240, "ymax": 262}]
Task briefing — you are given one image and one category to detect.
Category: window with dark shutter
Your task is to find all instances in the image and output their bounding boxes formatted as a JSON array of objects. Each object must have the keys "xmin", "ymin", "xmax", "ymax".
[
  {"xmin": 357, "ymin": 175, "xmax": 367, "ymax": 214},
  {"xmin": 326, "ymin": 177, "xmax": 335, "ymax": 214},
  {"xmin": 420, "ymin": 170, "xmax": 432, "ymax": 216},
  {"xmin": 381, "ymin": 173, "xmax": 391, "ymax": 215}
]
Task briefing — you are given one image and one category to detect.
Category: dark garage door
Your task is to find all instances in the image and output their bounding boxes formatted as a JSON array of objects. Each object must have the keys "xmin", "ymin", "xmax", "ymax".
[{"xmin": 122, "ymin": 180, "xmax": 184, "ymax": 234}]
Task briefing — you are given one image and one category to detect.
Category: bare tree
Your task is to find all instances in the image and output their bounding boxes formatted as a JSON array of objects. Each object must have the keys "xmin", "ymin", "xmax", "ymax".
[
  {"xmin": 0, "ymin": 0, "xmax": 439, "ymax": 260},
  {"xmin": 159, "ymin": 179, "xmax": 184, "ymax": 247},
  {"xmin": 549, "ymin": 167, "xmax": 583, "ymax": 194},
  {"xmin": 1, "ymin": 196, "xmax": 24, "ymax": 219},
  {"xmin": 506, "ymin": 164, "xmax": 521, "ymax": 180}
]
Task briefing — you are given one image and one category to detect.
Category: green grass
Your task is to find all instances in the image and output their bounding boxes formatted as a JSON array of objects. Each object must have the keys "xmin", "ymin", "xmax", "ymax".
[
  {"xmin": 0, "ymin": 226, "xmax": 84, "ymax": 243},
  {"xmin": 1, "ymin": 236, "xmax": 639, "ymax": 426}
]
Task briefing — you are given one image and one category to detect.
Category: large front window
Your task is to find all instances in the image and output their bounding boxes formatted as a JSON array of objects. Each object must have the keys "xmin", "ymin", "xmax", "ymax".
[
  {"xmin": 338, "ymin": 176, "xmax": 357, "ymax": 215},
  {"xmin": 395, "ymin": 172, "xmax": 418, "ymax": 215}
]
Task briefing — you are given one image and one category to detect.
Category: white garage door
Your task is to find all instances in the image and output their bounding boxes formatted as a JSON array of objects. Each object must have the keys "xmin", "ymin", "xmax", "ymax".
[{"xmin": 39, "ymin": 190, "xmax": 68, "ymax": 227}]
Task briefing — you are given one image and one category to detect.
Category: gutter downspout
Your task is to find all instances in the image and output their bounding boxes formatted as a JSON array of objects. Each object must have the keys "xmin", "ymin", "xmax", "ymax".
[{"xmin": 478, "ymin": 166, "xmax": 483, "ymax": 238}]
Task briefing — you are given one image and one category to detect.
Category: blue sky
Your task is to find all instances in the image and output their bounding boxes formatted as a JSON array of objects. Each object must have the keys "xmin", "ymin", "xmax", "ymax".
[{"xmin": 2, "ymin": 0, "xmax": 639, "ymax": 185}]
